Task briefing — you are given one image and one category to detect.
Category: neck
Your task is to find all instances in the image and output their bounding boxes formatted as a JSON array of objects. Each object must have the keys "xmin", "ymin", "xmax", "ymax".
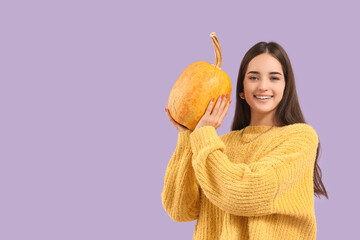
[{"xmin": 249, "ymin": 110, "xmax": 277, "ymax": 126}]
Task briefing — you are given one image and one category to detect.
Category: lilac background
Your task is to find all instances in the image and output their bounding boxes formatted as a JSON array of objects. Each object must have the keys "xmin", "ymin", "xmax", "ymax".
[{"xmin": 0, "ymin": 0, "xmax": 359, "ymax": 239}]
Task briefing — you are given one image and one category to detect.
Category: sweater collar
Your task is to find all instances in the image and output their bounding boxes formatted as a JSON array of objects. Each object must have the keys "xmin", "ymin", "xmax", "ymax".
[{"xmin": 242, "ymin": 125, "xmax": 281, "ymax": 134}]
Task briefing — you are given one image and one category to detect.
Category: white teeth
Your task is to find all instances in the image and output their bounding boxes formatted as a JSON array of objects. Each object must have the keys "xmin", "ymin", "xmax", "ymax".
[{"xmin": 255, "ymin": 95, "xmax": 273, "ymax": 99}]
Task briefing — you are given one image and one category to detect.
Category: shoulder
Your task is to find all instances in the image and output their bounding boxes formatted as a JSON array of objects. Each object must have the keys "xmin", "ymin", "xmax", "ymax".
[
  {"xmin": 281, "ymin": 123, "xmax": 318, "ymax": 135},
  {"xmin": 279, "ymin": 123, "xmax": 319, "ymax": 145}
]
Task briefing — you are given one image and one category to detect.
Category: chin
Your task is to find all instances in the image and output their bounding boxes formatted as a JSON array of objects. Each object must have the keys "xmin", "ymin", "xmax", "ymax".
[{"xmin": 251, "ymin": 105, "xmax": 278, "ymax": 114}]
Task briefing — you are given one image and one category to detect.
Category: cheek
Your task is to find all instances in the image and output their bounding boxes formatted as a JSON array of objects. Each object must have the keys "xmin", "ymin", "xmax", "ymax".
[
  {"xmin": 274, "ymin": 85, "xmax": 285, "ymax": 98},
  {"xmin": 243, "ymin": 85, "xmax": 255, "ymax": 95},
  {"xmin": 274, "ymin": 92, "xmax": 284, "ymax": 103}
]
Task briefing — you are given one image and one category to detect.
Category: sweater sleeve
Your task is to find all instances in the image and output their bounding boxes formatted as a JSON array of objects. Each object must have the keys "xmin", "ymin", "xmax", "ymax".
[
  {"xmin": 189, "ymin": 125, "xmax": 319, "ymax": 217},
  {"xmin": 161, "ymin": 130, "xmax": 201, "ymax": 222}
]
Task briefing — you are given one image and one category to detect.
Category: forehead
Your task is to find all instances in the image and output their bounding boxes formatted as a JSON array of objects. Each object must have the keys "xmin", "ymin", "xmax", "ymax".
[{"xmin": 247, "ymin": 54, "xmax": 283, "ymax": 73}]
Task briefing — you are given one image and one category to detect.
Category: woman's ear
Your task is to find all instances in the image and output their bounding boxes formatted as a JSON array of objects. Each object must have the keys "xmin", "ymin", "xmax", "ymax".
[{"xmin": 239, "ymin": 92, "xmax": 245, "ymax": 99}]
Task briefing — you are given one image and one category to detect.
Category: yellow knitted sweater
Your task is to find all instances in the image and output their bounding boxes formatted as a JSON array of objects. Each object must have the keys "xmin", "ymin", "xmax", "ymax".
[{"xmin": 161, "ymin": 123, "xmax": 319, "ymax": 240}]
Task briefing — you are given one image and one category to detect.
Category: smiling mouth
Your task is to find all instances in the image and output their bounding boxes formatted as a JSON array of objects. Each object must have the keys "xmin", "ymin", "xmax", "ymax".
[{"xmin": 254, "ymin": 95, "xmax": 273, "ymax": 99}]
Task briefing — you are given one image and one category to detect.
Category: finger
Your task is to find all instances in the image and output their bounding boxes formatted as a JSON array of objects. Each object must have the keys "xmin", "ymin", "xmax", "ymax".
[
  {"xmin": 218, "ymin": 99, "xmax": 231, "ymax": 121},
  {"xmin": 166, "ymin": 108, "xmax": 184, "ymax": 128},
  {"xmin": 206, "ymin": 97, "xmax": 215, "ymax": 114},
  {"xmin": 216, "ymin": 94, "xmax": 229, "ymax": 118},
  {"xmin": 166, "ymin": 106, "xmax": 175, "ymax": 120},
  {"xmin": 212, "ymin": 94, "xmax": 224, "ymax": 116},
  {"xmin": 166, "ymin": 111, "xmax": 171, "ymax": 121},
  {"xmin": 165, "ymin": 108, "xmax": 175, "ymax": 122}
]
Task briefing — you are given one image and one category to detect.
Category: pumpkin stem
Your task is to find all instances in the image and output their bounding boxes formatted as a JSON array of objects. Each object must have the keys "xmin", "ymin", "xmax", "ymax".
[{"xmin": 210, "ymin": 32, "xmax": 222, "ymax": 69}]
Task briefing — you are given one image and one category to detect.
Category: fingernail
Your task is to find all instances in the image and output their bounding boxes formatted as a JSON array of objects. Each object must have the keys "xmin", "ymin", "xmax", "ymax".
[
  {"xmin": 212, "ymin": 98, "xmax": 215, "ymax": 102},
  {"xmin": 221, "ymin": 94, "xmax": 224, "ymax": 100},
  {"xmin": 225, "ymin": 94, "xmax": 229, "ymax": 99},
  {"xmin": 165, "ymin": 108, "xmax": 167, "ymax": 112},
  {"xmin": 229, "ymin": 100, "xmax": 232, "ymax": 104}
]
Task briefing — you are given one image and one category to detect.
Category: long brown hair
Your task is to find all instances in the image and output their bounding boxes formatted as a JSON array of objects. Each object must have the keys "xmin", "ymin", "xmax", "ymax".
[{"xmin": 231, "ymin": 41, "xmax": 328, "ymax": 199}]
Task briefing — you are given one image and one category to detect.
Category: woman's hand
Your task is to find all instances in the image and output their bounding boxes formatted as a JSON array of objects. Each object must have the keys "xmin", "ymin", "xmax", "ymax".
[
  {"xmin": 194, "ymin": 94, "xmax": 231, "ymax": 131},
  {"xmin": 165, "ymin": 104, "xmax": 190, "ymax": 132}
]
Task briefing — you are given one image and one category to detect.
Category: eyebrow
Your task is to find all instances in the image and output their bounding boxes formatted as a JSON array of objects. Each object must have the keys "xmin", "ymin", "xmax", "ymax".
[{"xmin": 247, "ymin": 71, "xmax": 282, "ymax": 75}]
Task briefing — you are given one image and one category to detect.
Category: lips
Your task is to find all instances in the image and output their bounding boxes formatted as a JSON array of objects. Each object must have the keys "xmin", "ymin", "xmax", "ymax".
[{"xmin": 254, "ymin": 95, "xmax": 273, "ymax": 98}]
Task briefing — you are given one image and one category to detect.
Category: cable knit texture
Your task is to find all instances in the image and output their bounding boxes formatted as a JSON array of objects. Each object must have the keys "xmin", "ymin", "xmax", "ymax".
[{"xmin": 161, "ymin": 123, "xmax": 319, "ymax": 240}]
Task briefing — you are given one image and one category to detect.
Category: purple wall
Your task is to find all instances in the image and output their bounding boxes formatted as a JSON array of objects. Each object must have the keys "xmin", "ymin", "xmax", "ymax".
[{"xmin": 0, "ymin": 0, "xmax": 358, "ymax": 239}]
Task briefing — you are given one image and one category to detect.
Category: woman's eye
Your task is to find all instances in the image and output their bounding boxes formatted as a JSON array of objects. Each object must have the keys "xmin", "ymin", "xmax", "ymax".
[{"xmin": 249, "ymin": 77, "xmax": 279, "ymax": 80}]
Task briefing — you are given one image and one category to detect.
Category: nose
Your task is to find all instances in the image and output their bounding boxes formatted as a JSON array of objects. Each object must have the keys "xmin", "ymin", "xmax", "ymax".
[{"xmin": 258, "ymin": 78, "xmax": 269, "ymax": 91}]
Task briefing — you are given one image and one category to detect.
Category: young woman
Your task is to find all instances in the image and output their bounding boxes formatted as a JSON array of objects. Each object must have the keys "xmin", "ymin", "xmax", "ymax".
[{"xmin": 162, "ymin": 41, "xmax": 328, "ymax": 240}]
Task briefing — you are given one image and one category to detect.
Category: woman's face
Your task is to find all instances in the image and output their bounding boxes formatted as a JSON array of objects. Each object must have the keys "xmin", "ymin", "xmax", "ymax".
[{"xmin": 241, "ymin": 53, "xmax": 286, "ymax": 119}]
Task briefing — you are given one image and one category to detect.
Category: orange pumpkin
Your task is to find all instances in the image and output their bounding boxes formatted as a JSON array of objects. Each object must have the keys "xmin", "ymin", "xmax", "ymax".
[{"xmin": 167, "ymin": 32, "xmax": 232, "ymax": 130}]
